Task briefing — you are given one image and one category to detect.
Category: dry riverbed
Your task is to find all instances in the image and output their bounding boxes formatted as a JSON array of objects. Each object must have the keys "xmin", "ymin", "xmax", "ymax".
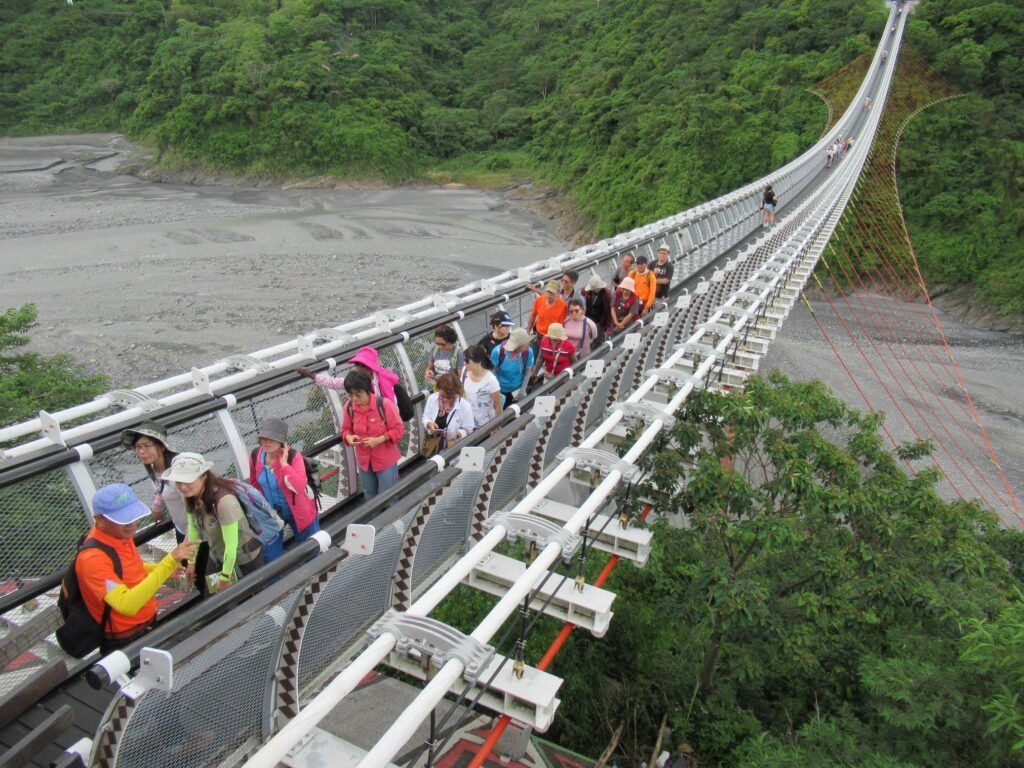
[{"xmin": 0, "ymin": 134, "xmax": 566, "ymax": 385}]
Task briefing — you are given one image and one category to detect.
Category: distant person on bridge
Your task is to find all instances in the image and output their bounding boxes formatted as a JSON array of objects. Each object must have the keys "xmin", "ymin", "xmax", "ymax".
[
  {"xmin": 462, "ymin": 346, "xmax": 502, "ymax": 427},
  {"xmin": 339, "ymin": 370, "xmax": 405, "ymax": 499},
  {"xmin": 564, "ymin": 298, "xmax": 599, "ymax": 357},
  {"xmin": 479, "ymin": 311, "xmax": 514, "ymax": 359},
  {"xmin": 422, "ymin": 372, "xmax": 475, "ymax": 456},
  {"xmin": 583, "ymin": 274, "xmax": 612, "ymax": 336},
  {"xmin": 425, "ymin": 324, "xmax": 464, "ymax": 387},
  {"xmin": 163, "ymin": 453, "xmax": 266, "ymax": 594},
  {"xmin": 528, "ymin": 280, "xmax": 568, "ymax": 338},
  {"xmin": 490, "ymin": 328, "xmax": 534, "ymax": 407},
  {"xmin": 629, "ymin": 255, "xmax": 657, "ymax": 315},
  {"xmin": 248, "ymin": 417, "xmax": 320, "ymax": 561},
  {"xmin": 762, "ymin": 185, "xmax": 778, "ymax": 227},
  {"xmin": 612, "ymin": 252, "xmax": 635, "ymax": 290},
  {"xmin": 653, "ymin": 244, "xmax": 674, "ymax": 300},
  {"xmin": 62, "ymin": 484, "xmax": 199, "ymax": 656},
  {"xmin": 611, "ymin": 276, "xmax": 641, "ymax": 332}
]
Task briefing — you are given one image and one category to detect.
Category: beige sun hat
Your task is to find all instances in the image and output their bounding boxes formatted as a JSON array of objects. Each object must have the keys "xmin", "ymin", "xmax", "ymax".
[
  {"xmin": 586, "ymin": 273, "xmax": 606, "ymax": 291},
  {"xmin": 505, "ymin": 328, "xmax": 532, "ymax": 352},
  {"xmin": 546, "ymin": 323, "xmax": 568, "ymax": 341},
  {"xmin": 161, "ymin": 452, "xmax": 214, "ymax": 483},
  {"xmin": 543, "ymin": 279, "xmax": 560, "ymax": 294},
  {"xmin": 657, "ymin": 242, "xmax": 670, "ymax": 254},
  {"xmin": 619, "ymin": 276, "xmax": 636, "ymax": 293}
]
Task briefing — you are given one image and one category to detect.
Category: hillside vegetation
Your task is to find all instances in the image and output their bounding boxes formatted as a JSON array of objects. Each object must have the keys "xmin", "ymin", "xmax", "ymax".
[{"xmin": 1, "ymin": 0, "xmax": 1020, "ymax": 312}]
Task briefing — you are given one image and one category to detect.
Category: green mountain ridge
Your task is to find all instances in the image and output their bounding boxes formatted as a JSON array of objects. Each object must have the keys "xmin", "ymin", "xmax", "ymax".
[{"xmin": 1, "ymin": 0, "xmax": 1021, "ymax": 315}]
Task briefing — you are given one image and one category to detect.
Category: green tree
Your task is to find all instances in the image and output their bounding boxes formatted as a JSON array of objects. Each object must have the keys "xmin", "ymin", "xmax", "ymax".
[
  {"xmin": 0, "ymin": 304, "xmax": 108, "ymax": 428},
  {"xmin": 543, "ymin": 373, "xmax": 1023, "ymax": 766}
]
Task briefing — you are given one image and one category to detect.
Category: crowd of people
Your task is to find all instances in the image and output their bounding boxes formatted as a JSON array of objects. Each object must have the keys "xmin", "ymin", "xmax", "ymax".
[
  {"xmin": 825, "ymin": 135, "xmax": 853, "ymax": 169},
  {"xmin": 61, "ymin": 248, "xmax": 679, "ymax": 657}
]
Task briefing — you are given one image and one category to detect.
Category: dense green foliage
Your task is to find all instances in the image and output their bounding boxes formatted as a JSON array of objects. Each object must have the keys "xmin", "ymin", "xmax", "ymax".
[
  {"xmin": 1, "ymin": 0, "xmax": 883, "ymax": 213},
  {"xmin": 437, "ymin": 374, "xmax": 1024, "ymax": 766},
  {"xmin": 899, "ymin": 0, "xmax": 1024, "ymax": 315},
  {"xmin": 0, "ymin": 303, "xmax": 108, "ymax": 428}
]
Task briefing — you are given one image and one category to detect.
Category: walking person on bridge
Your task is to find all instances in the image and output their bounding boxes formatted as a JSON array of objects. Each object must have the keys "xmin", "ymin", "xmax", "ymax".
[
  {"xmin": 422, "ymin": 373, "xmax": 475, "ymax": 453},
  {"xmin": 479, "ymin": 311, "xmax": 514, "ymax": 358},
  {"xmin": 583, "ymin": 273, "xmax": 612, "ymax": 336},
  {"xmin": 66, "ymin": 484, "xmax": 198, "ymax": 655},
  {"xmin": 248, "ymin": 417, "xmax": 320, "ymax": 561},
  {"xmin": 653, "ymin": 244, "xmax": 674, "ymax": 300},
  {"xmin": 528, "ymin": 280, "xmax": 568, "ymax": 338},
  {"xmin": 629, "ymin": 255, "xmax": 657, "ymax": 315},
  {"xmin": 490, "ymin": 327, "xmax": 534, "ymax": 408},
  {"xmin": 611, "ymin": 252, "xmax": 635, "ymax": 290},
  {"xmin": 762, "ymin": 185, "xmax": 778, "ymax": 227},
  {"xmin": 564, "ymin": 298, "xmax": 598, "ymax": 357},
  {"xmin": 611, "ymin": 276, "xmax": 641, "ymax": 332},
  {"xmin": 424, "ymin": 324, "xmax": 464, "ymax": 388},
  {"xmin": 462, "ymin": 346, "xmax": 502, "ymax": 427},
  {"xmin": 339, "ymin": 370, "xmax": 405, "ymax": 499},
  {"xmin": 163, "ymin": 453, "xmax": 266, "ymax": 595}
]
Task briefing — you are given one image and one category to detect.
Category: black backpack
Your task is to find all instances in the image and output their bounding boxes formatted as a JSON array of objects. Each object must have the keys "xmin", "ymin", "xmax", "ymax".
[
  {"xmin": 56, "ymin": 539, "xmax": 122, "ymax": 658},
  {"xmin": 393, "ymin": 383, "xmax": 415, "ymax": 422},
  {"xmin": 250, "ymin": 447, "xmax": 323, "ymax": 512}
]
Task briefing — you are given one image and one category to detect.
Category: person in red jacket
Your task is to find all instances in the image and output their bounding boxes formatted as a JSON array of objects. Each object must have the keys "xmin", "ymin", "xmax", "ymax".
[
  {"xmin": 539, "ymin": 323, "xmax": 576, "ymax": 380},
  {"xmin": 75, "ymin": 484, "xmax": 198, "ymax": 654},
  {"xmin": 340, "ymin": 369, "xmax": 405, "ymax": 499},
  {"xmin": 248, "ymin": 417, "xmax": 320, "ymax": 561}
]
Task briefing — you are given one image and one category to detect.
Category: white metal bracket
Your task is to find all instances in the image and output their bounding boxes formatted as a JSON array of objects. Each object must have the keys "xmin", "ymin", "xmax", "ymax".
[
  {"xmin": 557, "ymin": 447, "xmax": 641, "ymax": 483},
  {"xmin": 222, "ymin": 355, "xmax": 272, "ymax": 374},
  {"xmin": 341, "ymin": 524, "xmax": 375, "ymax": 556},
  {"xmin": 458, "ymin": 446, "xmax": 486, "ymax": 472},
  {"xmin": 372, "ymin": 310, "xmax": 416, "ymax": 333},
  {"xmin": 609, "ymin": 402, "xmax": 676, "ymax": 429},
  {"xmin": 39, "ymin": 410, "xmax": 65, "ymax": 447},
  {"xmin": 191, "ymin": 367, "xmax": 213, "ymax": 396},
  {"xmin": 648, "ymin": 367, "xmax": 699, "ymax": 390},
  {"xmin": 102, "ymin": 389, "xmax": 161, "ymax": 413},
  {"xmin": 121, "ymin": 648, "xmax": 174, "ymax": 700},
  {"xmin": 367, "ymin": 611, "xmax": 495, "ymax": 684},
  {"xmin": 313, "ymin": 328, "xmax": 355, "ymax": 344},
  {"xmin": 483, "ymin": 511, "xmax": 582, "ymax": 563}
]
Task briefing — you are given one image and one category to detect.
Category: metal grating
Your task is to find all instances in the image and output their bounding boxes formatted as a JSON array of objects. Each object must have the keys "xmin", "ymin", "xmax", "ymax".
[
  {"xmin": 297, "ymin": 515, "xmax": 408, "ymax": 692},
  {"xmin": 410, "ymin": 471, "xmax": 483, "ymax": 589}
]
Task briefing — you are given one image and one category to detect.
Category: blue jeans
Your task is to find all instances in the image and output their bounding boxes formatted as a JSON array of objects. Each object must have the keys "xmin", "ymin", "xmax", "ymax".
[
  {"xmin": 358, "ymin": 464, "xmax": 399, "ymax": 499},
  {"xmin": 263, "ymin": 504, "xmax": 322, "ymax": 563}
]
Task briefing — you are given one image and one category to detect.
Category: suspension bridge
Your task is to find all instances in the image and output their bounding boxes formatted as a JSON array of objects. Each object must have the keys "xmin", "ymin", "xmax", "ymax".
[{"xmin": 0, "ymin": 5, "xmax": 1017, "ymax": 766}]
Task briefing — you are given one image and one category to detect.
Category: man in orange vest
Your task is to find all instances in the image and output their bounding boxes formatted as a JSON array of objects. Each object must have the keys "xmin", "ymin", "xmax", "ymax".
[
  {"xmin": 629, "ymin": 255, "xmax": 658, "ymax": 315},
  {"xmin": 76, "ymin": 484, "xmax": 198, "ymax": 654}
]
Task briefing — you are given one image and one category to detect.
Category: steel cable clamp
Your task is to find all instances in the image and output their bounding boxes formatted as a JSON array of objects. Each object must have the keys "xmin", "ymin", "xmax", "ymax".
[{"xmin": 367, "ymin": 610, "xmax": 496, "ymax": 684}]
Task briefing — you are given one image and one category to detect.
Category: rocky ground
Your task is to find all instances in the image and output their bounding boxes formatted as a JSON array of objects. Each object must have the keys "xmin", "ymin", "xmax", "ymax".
[
  {"xmin": 0, "ymin": 134, "xmax": 565, "ymax": 386},
  {"xmin": 764, "ymin": 287, "xmax": 1024, "ymax": 527}
]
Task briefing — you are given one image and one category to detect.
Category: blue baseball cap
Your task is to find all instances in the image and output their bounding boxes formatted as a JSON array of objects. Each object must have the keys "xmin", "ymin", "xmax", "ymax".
[{"xmin": 92, "ymin": 483, "xmax": 151, "ymax": 525}]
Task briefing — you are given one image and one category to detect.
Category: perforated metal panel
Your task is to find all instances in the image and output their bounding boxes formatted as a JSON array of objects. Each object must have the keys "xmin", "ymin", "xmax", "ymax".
[
  {"xmin": 542, "ymin": 386, "xmax": 590, "ymax": 468},
  {"xmin": 487, "ymin": 422, "xmax": 542, "ymax": 512},
  {"xmin": 112, "ymin": 589, "xmax": 299, "ymax": 768},
  {"xmin": 0, "ymin": 466, "xmax": 89, "ymax": 579},
  {"xmin": 297, "ymin": 516, "xmax": 408, "ymax": 692},
  {"xmin": 410, "ymin": 471, "xmax": 483, "ymax": 589}
]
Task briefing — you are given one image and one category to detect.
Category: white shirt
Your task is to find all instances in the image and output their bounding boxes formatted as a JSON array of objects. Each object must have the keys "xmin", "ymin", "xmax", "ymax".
[
  {"xmin": 422, "ymin": 393, "xmax": 476, "ymax": 443},
  {"xmin": 463, "ymin": 371, "xmax": 501, "ymax": 427}
]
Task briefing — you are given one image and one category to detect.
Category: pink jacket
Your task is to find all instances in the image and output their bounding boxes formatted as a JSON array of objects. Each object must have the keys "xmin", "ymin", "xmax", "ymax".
[
  {"xmin": 248, "ymin": 449, "xmax": 318, "ymax": 532},
  {"xmin": 341, "ymin": 395, "xmax": 405, "ymax": 473}
]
